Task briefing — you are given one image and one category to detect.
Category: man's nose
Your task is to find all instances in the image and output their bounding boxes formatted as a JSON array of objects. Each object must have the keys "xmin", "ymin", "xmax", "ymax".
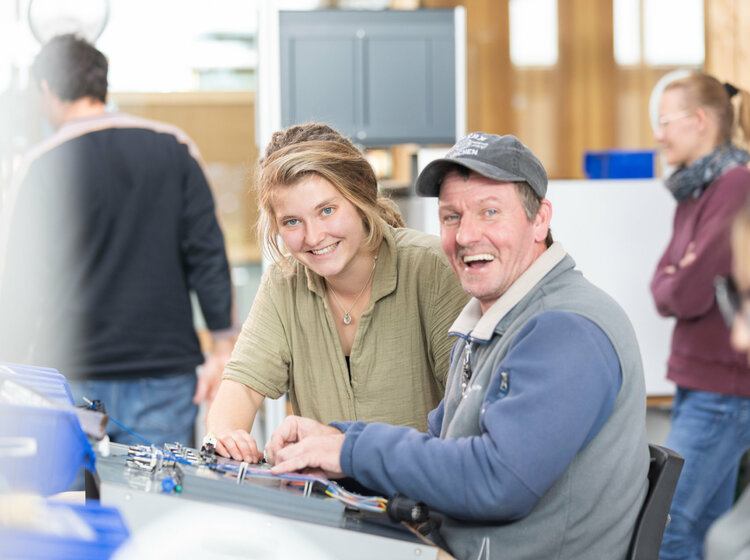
[{"xmin": 456, "ymin": 215, "xmax": 481, "ymax": 246}]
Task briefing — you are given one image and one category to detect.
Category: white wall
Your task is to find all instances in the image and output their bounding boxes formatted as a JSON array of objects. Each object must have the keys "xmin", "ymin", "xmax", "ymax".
[{"xmin": 547, "ymin": 179, "xmax": 676, "ymax": 396}]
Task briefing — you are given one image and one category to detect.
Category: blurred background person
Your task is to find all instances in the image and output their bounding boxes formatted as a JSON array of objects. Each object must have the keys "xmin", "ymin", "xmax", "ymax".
[
  {"xmin": 705, "ymin": 198, "xmax": 750, "ymax": 560},
  {"xmin": 0, "ymin": 34, "xmax": 235, "ymax": 448},
  {"xmin": 650, "ymin": 72, "xmax": 750, "ymax": 560},
  {"xmin": 207, "ymin": 123, "xmax": 468, "ymax": 463}
]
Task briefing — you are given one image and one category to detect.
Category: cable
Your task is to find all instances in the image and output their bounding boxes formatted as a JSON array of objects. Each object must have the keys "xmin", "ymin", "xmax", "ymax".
[{"xmin": 85, "ymin": 398, "xmax": 388, "ymax": 512}]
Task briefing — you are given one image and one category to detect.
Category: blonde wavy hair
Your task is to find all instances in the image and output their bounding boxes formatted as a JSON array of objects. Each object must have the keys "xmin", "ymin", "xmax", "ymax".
[{"xmin": 256, "ymin": 124, "xmax": 405, "ymax": 274}]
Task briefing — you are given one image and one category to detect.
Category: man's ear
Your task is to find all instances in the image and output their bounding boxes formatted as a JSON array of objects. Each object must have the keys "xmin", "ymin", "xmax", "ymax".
[{"xmin": 534, "ymin": 198, "xmax": 552, "ymax": 243}]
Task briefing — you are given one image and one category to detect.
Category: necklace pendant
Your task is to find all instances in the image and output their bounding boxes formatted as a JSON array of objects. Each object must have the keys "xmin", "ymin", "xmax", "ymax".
[{"xmin": 343, "ymin": 313, "xmax": 352, "ymax": 325}]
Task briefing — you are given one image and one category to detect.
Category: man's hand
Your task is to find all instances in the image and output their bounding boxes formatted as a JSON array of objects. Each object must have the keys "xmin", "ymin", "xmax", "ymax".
[
  {"xmin": 213, "ymin": 428, "xmax": 263, "ymax": 463},
  {"xmin": 193, "ymin": 337, "xmax": 234, "ymax": 405},
  {"xmin": 265, "ymin": 415, "xmax": 345, "ymax": 477}
]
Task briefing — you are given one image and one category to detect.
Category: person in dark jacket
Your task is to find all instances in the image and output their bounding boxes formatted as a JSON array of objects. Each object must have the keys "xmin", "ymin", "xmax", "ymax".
[
  {"xmin": 650, "ymin": 72, "xmax": 750, "ymax": 560},
  {"xmin": 0, "ymin": 34, "xmax": 235, "ymax": 448}
]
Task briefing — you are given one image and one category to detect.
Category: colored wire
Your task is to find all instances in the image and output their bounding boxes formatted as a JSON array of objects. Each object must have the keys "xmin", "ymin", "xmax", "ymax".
[{"xmin": 94, "ymin": 404, "xmax": 387, "ymax": 512}]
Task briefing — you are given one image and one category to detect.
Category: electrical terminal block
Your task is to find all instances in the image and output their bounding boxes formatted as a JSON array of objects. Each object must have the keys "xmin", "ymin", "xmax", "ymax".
[
  {"xmin": 126, "ymin": 445, "xmax": 165, "ymax": 473},
  {"xmin": 165, "ymin": 442, "xmax": 199, "ymax": 464}
]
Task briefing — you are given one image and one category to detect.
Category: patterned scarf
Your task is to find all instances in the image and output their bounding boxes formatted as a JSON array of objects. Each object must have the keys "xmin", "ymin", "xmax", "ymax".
[{"xmin": 666, "ymin": 143, "xmax": 750, "ymax": 203}]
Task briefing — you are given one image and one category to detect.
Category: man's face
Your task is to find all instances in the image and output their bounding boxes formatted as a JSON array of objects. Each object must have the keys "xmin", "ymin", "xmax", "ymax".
[{"xmin": 438, "ymin": 170, "xmax": 551, "ymax": 313}]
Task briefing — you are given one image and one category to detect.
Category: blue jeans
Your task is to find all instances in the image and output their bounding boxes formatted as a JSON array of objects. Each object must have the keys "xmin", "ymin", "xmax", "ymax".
[
  {"xmin": 658, "ymin": 388, "xmax": 750, "ymax": 560},
  {"xmin": 68, "ymin": 372, "xmax": 198, "ymax": 448}
]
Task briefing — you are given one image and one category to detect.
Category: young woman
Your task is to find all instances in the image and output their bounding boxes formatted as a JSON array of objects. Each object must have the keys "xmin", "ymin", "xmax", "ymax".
[
  {"xmin": 207, "ymin": 124, "xmax": 468, "ymax": 462},
  {"xmin": 650, "ymin": 73, "xmax": 750, "ymax": 560}
]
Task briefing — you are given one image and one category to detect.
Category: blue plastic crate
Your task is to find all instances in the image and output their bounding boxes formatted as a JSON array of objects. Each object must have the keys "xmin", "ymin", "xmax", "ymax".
[
  {"xmin": 584, "ymin": 150, "xmax": 656, "ymax": 179},
  {"xmin": 0, "ymin": 501, "xmax": 129, "ymax": 559},
  {"xmin": 0, "ymin": 368, "xmax": 95, "ymax": 495},
  {"xmin": 0, "ymin": 403, "xmax": 95, "ymax": 495},
  {"xmin": 0, "ymin": 362, "xmax": 74, "ymax": 405}
]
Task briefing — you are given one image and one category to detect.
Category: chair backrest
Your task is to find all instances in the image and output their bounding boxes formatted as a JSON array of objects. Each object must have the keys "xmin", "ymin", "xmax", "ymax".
[{"xmin": 627, "ymin": 443, "xmax": 685, "ymax": 560}]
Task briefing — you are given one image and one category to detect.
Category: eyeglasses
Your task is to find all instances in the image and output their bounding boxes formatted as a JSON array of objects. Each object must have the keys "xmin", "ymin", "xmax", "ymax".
[
  {"xmin": 461, "ymin": 340, "xmax": 474, "ymax": 397},
  {"xmin": 714, "ymin": 276, "xmax": 750, "ymax": 330},
  {"xmin": 657, "ymin": 109, "xmax": 694, "ymax": 129}
]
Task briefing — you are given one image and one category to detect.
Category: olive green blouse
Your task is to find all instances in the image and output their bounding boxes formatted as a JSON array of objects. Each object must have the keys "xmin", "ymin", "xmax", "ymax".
[{"xmin": 223, "ymin": 225, "xmax": 469, "ymax": 431}]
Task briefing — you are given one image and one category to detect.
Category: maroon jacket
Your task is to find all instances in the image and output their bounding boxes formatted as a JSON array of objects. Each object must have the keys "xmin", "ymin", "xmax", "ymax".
[{"xmin": 651, "ymin": 165, "xmax": 750, "ymax": 397}]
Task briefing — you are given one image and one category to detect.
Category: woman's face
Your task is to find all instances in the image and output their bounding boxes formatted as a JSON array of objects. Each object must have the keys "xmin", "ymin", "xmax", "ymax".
[
  {"xmin": 272, "ymin": 174, "xmax": 369, "ymax": 281},
  {"xmin": 654, "ymin": 88, "xmax": 702, "ymax": 167}
]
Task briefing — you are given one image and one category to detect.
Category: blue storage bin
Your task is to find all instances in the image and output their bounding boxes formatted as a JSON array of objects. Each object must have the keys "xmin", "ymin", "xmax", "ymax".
[
  {"xmin": 0, "ymin": 371, "xmax": 95, "ymax": 495},
  {"xmin": 584, "ymin": 150, "xmax": 656, "ymax": 179},
  {"xmin": 0, "ymin": 501, "xmax": 129, "ymax": 559},
  {"xmin": 0, "ymin": 362, "xmax": 74, "ymax": 405}
]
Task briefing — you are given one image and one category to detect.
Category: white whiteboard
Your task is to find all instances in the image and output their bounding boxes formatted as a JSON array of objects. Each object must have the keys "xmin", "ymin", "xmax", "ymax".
[
  {"xmin": 547, "ymin": 179, "xmax": 676, "ymax": 396},
  {"xmin": 401, "ymin": 178, "xmax": 677, "ymax": 396}
]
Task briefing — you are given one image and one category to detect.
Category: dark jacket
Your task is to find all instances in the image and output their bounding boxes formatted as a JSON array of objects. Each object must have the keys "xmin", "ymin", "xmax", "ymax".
[{"xmin": 0, "ymin": 113, "xmax": 233, "ymax": 378}]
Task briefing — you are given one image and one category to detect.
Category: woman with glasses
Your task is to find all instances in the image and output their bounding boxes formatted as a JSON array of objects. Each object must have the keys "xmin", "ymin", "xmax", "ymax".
[
  {"xmin": 650, "ymin": 72, "xmax": 750, "ymax": 560},
  {"xmin": 206, "ymin": 123, "xmax": 469, "ymax": 463},
  {"xmin": 705, "ymin": 199, "xmax": 750, "ymax": 560}
]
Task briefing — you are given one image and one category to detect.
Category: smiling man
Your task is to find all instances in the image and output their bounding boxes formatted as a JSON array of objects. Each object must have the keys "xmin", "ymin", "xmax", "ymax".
[{"xmin": 265, "ymin": 133, "xmax": 650, "ymax": 560}]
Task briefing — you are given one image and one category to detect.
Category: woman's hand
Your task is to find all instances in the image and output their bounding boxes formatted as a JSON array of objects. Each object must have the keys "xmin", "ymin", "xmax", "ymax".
[
  {"xmin": 665, "ymin": 241, "xmax": 697, "ymax": 274},
  {"xmin": 213, "ymin": 428, "xmax": 263, "ymax": 463},
  {"xmin": 205, "ymin": 380, "xmax": 265, "ymax": 463},
  {"xmin": 677, "ymin": 241, "xmax": 697, "ymax": 268}
]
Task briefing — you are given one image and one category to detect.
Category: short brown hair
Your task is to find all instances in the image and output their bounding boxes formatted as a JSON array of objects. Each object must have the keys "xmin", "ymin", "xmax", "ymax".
[{"xmin": 32, "ymin": 34, "xmax": 108, "ymax": 103}]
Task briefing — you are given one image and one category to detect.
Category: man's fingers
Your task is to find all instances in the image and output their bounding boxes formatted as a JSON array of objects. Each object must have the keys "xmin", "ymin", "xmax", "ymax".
[
  {"xmin": 268, "ymin": 434, "xmax": 344, "ymax": 477},
  {"xmin": 270, "ymin": 452, "xmax": 311, "ymax": 475},
  {"xmin": 265, "ymin": 416, "xmax": 301, "ymax": 463}
]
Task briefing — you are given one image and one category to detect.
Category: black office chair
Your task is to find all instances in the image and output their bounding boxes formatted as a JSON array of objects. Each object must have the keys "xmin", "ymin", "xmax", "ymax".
[{"xmin": 627, "ymin": 443, "xmax": 685, "ymax": 560}]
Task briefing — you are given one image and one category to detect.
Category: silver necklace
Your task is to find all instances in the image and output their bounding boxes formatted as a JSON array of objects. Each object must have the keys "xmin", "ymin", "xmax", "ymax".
[{"xmin": 327, "ymin": 256, "xmax": 378, "ymax": 325}]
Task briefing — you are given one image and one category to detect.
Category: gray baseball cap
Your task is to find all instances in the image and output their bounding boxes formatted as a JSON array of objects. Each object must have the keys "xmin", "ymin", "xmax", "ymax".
[{"xmin": 415, "ymin": 133, "xmax": 548, "ymax": 198}]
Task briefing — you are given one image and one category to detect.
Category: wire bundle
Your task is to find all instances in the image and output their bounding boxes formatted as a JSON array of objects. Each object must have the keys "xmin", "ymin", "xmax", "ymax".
[{"xmin": 102, "ymin": 410, "xmax": 388, "ymax": 512}]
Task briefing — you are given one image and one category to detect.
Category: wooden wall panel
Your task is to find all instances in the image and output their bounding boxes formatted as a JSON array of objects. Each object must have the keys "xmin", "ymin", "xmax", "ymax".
[
  {"xmin": 738, "ymin": 1, "xmax": 750, "ymax": 90},
  {"xmin": 110, "ymin": 92, "xmax": 261, "ymax": 263},
  {"xmin": 422, "ymin": 1, "xmax": 700, "ymax": 178},
  {"xmin": 705, "ymin": 0, "xmax": 738, "ymax": 85},
  {"xmin": 557, "ymin": 0, "xmax": 616, "ymax": 178},
  {"xmin": 616, "ymin": 67, "xmax": 671, "ymax": 149},
  {"xmin": 423, "ymin": 0, "xmax": 620, "ymax": 179},
  {"xmin": 423, "ymin": 0, "xmax": 514, "ymax": 135},
  {"xmin": 705, "ymin": 0, "xmax": 750, "ymax": 149},
  {"xmin": 706, "ymin": 0, "xmax": 750, "ymax": 91},
  {"xmin": 513, "ymin": 70, "xmax": 557, "ymax": 177}
]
